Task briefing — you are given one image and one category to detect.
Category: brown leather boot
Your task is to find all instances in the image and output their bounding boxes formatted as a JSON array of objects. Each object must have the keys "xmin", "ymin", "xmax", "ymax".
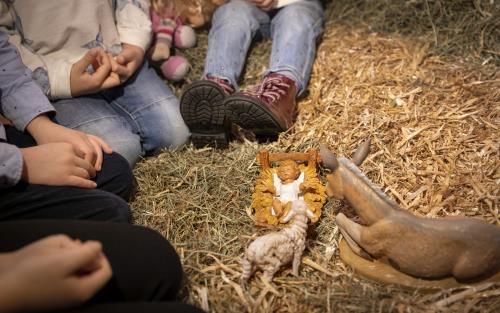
[
  {"xmin": 225, "ymin": 73, "xmax": 297, "ymax": 137},
  {"xmin": 180, "ymin": 76, "xmax": 234, "ymax": 148}
]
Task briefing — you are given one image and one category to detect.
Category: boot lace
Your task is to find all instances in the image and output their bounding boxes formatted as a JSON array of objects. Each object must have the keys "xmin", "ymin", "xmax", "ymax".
[{"xmin": 246, "ymin": 76, "xmax": 291, "ymax": 102}]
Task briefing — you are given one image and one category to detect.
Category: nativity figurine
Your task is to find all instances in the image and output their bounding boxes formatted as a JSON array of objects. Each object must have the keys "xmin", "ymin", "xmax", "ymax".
[
  {"xmin": 240, "ymin": 198, "xmax": 313, "ymax": 285},
  {"xmin": 320, "ymin": 141, "xmax": 500, "ymax": 288},
  {"xmin": 252, "ymin": 149, "xmax": 326, "ymax": 226}
]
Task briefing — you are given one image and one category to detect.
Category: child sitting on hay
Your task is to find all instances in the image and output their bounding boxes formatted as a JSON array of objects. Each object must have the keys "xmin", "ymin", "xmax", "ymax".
[
  {"xmin": 0, "ymin": 31, "xmax": 203, "ymax": 313},
  {"xmin": 1, "ymin": 0, "xmax": 190, "ymax": 166},
  {"xmin": 180, "ymin": 0, "xmax": 325, "ymax": 148}
]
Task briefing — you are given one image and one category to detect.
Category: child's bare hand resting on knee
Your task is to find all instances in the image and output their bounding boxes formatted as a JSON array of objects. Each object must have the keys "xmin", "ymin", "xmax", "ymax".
[
  {"xmin": 0, "ymin": 235, "xmax": 112, "ymax": 313},
  {"xmin": 20, "ymin": 143, "xmax": 98, "ymax": 189},
  {"xmin": 26, "ymin": 115, "xmax": 112, "ymax": 171}
]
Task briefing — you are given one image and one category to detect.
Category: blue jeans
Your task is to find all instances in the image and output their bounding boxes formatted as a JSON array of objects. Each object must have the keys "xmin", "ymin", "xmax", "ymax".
[
  {"xmin": 204, "ymin": 0, "xmax": 324, "ymax": 95},
  {"xmin": 52, "ymin": 62, "xmax": 189, "ymax": 166}
]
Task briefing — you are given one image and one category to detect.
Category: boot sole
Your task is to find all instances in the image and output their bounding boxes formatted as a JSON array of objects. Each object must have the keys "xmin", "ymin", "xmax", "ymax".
[
  {"xmin": 180, "ymin": 80, "xmax": 229, "ymax": 149},
  {"xmin": 225, "ymin": 95, "xmax": 285, "ymax": 137}
]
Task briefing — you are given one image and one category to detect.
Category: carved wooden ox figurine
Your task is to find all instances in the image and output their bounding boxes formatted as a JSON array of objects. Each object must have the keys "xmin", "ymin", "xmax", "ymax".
[{"xmin": 320, "ymin": 141, "xmax": 500, "ymax": 282}]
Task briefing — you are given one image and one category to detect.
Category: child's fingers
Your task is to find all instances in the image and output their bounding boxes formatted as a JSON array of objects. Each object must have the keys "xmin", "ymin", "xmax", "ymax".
[
  {"xmin": 91, "ymin": 57, "xmax": 100, "ymax": 73},
  {"xmin": 91, "ymin": 51, "xmax": 112, "ymax": 83},
  {"xmin": 89, "ymin": 135, "xmax": 113, "ymax": 155},
  {"xmin": 69, "ymin": 253, "xmax": 113, "ymax": 302},
  {"xmin": 73, "ymin": 49, "xmax": 100, "ymax": 73},
  {"xmin": 71, "ymin": 166, "xmax": 92, "ymax": 180},
  {"xmin": 101, "ymin": 72, "xmax": 122, "ymax": 90},
  {"xmin": 60, "ymin": 241, "xmax": 103, "ymax": 273},
  {"xmin": 35, "ymin": 235, "xmax": 81, "ymax": 250},
  {"xmin": 107, "ymin": 53, "xmax": 118, "ymax": 72},
  {"xmin": 87, "ymin": 137, "xmax": 103, "ymax": 171},
  {"xmin": 74, "ymin": 156, "xmax": 96, "ymax": 179},
  {"xmin": 108, "ymin": 54, "xmax": 128, "ymax": 78},
  {"xmin": 66, "ymin": 176, "xmax": 97, "ymax": 189},
  {"xmin": 79, "ymin": 252, "xmax": 105, "ymax": 274},
  {"xmin": 113, "ymin": 65, "xmax": 129, "ymax": 81},
  {"xmin": 125, "ymin": 62, "xmax": 136, "ymax": 77},
  {"xmin": 71, "ymin": 145, "xmax": 87, "ymax": 160},
  {"xmin": 115, "ymin": 54, "xmax": 127, "ymax": 65},
  {"xmin": 75, "ymin": 137, "xmax": 97, "ymax": 169}
]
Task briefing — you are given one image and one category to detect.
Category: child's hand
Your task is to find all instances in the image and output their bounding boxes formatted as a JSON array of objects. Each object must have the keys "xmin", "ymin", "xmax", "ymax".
[
  {"xmin": 70, "ymin": 48, "xmax": 121, "ymax": 97},
  {"xmin": 0, "ymin": 236, "xmax": 112, "ymax": 313},
  {"xmin": 20, "ymin": 142, "xmax": 98, "ymax": 189},
  {"xmin": 113, "ymin": 43, "xmax": 145, "ymax": 83},
  {"xmin": 27, "ymin": 115, "xmax": 113, "ymax": 171},
  {"xmin": 247, "ymin": 0, "xmax": 277, "ymax": 11}
]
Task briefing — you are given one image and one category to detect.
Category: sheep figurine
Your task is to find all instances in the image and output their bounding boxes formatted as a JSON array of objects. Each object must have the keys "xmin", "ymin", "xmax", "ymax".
[{"xmin": 240, "ymin": 199, "xmax": 313, "ymax": 285}]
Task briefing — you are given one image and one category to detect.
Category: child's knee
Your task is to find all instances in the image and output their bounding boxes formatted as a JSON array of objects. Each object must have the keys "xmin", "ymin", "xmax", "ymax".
[
  {"xmin": 141, "ymin": 102, "xmax": 190, "ymax": 151},
  {"xmin": 149, "ymin": 123, "xmax": 189, "ymax": 153},
  {"xmin": 101, "ymin": 153, "xmax": 135, "ymax": 200},
  {"xmin": 278, "ymin": 2, "xmax": 324, "ymax": 27},
  {"xmin": 111, "ymin": 140, "xmax": 143, "ymax": 167},
  {"xmin": 167, "ymin": 123, "xmax": 190, "ymax": 148},
  {"xmin": 127, "ymin": 226, "xmax": 184, "ymax": 299},
  {"xmin": 91, "ymin": 193, "xmax": 132, "ymax": 223},
  {"xmin": 108, "ymin": 199, "xmax": 132, "ymax": 223}
]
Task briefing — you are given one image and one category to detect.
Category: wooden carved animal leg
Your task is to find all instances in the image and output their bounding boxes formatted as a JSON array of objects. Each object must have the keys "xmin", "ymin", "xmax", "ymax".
[
  {"xmin": 452, "ymin": 254, "xmax": 493, "ymax": 282},
  {"xmin": 240, "ymin": 257, "xmax": 256, "ymax": 286},
  {"xmin": 262, "ymin": 256, "xmax": 282, "ymax": 282},
  {"xmin": 292, "ymin": 246, "xmax": 306, "ymax": 276},
  {"xmin": 335, "ymin": 213, "xmax": 372, "ymax": 260}
]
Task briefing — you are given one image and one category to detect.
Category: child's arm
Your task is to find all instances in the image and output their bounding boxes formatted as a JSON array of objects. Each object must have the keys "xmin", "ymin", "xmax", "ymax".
[
  {"xmin": 115, "ymin": 0, "xmax": 152, "ymax": 53},
  {"xmin": 0, "ymin": 31, "xmax": 55, "ymax": 136},
  {"xmin": 113, "ymin": 1, "xmax": 151, "ymax": 81},
  {"xmin": 0, "ymin": 32, "xmax": 100, "ymax": 188}
]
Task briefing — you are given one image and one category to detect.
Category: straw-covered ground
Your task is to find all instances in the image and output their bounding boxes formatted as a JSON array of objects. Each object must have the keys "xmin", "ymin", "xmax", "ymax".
[{"xmin": 131, "ymin": 1, "xmax": 500, "ymax": 312}]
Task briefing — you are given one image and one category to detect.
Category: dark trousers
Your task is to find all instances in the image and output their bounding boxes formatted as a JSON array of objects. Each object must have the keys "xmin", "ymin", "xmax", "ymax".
[
  {"xmin": 0, "ymin": 220, "xmax": 203, "ymax": 313},
  {"xmin": 0, "ymin": 126, "xmax": 133, "ymax": 222}
]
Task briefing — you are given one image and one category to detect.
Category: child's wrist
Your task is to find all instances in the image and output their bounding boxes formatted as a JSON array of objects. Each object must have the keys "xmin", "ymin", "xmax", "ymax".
[{"xmin": 26, "ymin": 114, "xmax": 54, "ymax": 142}]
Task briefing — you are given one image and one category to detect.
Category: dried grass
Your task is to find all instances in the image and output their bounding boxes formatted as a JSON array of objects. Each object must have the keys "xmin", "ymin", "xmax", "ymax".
[{"xmin": 131, "ymin": 1, "xmax": 500, "ymax": 312}]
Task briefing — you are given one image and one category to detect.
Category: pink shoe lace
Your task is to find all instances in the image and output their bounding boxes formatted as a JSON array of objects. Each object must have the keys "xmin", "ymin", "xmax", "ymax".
[
  {"xmin": 205, "ymin": 76, "xmax": 235, "ymax": 94},
  {"xmin": 245, "ymin": 75, "xmax": 293, "ymax": 102}
]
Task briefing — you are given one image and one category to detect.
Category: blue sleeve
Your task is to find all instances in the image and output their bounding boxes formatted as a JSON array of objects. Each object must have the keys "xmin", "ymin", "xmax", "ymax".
[
  {"xmin": 0, "ymin": 124, "xmax": 23, "ymax": 187},
  {"xmin": 0, "ymin": 30, "xmax": 55, "ymax": 132}
]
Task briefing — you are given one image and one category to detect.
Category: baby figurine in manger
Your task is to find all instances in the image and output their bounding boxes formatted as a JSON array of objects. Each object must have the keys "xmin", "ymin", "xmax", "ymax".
[{"xmin": 252, "ymin": 149, "xmax": 327, "ymax": 226}]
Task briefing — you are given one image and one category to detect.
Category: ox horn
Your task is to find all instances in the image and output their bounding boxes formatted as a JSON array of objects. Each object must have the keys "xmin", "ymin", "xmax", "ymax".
[
  {"xmin": 320, "ymin": 144, "xmax": 339, "ymax": 171},
  {"xmin": 352, "ymin": 138, "xmax": 371, "ymax": 166}
]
